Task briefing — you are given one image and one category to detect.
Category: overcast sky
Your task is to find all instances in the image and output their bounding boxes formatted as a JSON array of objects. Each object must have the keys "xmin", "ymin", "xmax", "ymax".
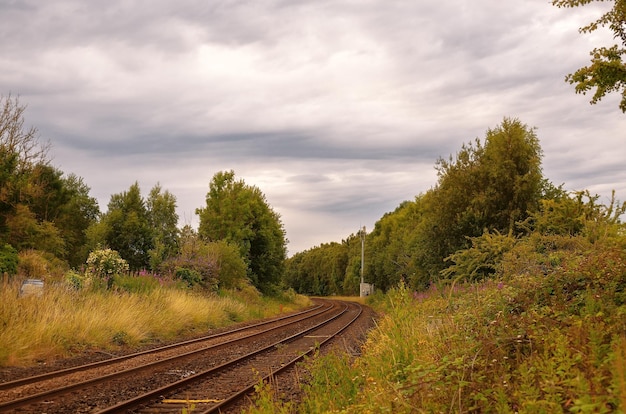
[{"xmin": 1, "ymin": 0, "xmax": 624, "ymax": 254}]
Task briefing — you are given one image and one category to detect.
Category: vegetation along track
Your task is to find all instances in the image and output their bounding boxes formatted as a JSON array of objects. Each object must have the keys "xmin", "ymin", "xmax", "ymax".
[{"xmin": 0, "ymin": 298, "xmax": 371, "ymax": 413}]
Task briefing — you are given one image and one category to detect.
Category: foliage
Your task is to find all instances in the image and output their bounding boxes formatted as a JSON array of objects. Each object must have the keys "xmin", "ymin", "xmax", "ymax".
[
  {"xmin": 64, "ymin": 269, "xmax": 87, "ymax": 290},
  {"xmin": 442, "ymin": 230, "xmax": 517, "ymax": 282},
  {"xmin": 366, "ymin": 200, "xmax": 427, "ymax": 291},
  {"xmin": 205, "ymin": 239, "xmax": 248, "ymax": 289},
  {"xmin": 174, "ymin": 267, "xmax": 203, "ymax": 288},
  {"xmin": 553, "ymin": 0, "xmax": 626, "ymax": 111},
  {"xmin": 260, "ymin": 234, "xmax": 626, "ymax": 412},
  {"xmin": 160, "ymin": 227, "xmax": 219, "ymax": 291},
  {"xmin": 146, "ymin": 183, "xmax": 179, "ymax": 270},
  {"xmin": 284, "ymin": 240, "xmax": 353, "ymax": 296},
  {"xmin": 0, "ymin": 94, "xmax": 50, "ymax": 234},
  {"xmin": 196, "ymin": 170, "xmax": 287, "ymax": 292},
  {"xmin": 521, "ymin": 189, "xmax": 626, "ymax": 242},
  {"xmin": 286, "ymin": 118, "xmax": 546, "ymax": 293},
  {"xmin": 0, "ymin": 243, "xmax": 18, "ymax": 276},
  {"xmin": 420, "ymin": 118, "xmax": 543, "ymax": 277},
  {"xmin": 54, "ymin": 173, "xmax": 100, "ymax": 267},
  {"xmin": 0, "ymin": 95, "xmax": 100, "ymax": 271},
  {"xmin": 17, "ymin": 249, "xmax": 68, "ymax": 281},
  {"xmin": 85, "ymin": 248, "xmax": 129, "ymax": 289},
  {"xmin": 98, "ymin": 182, "xmax": 154, "ymax": 271}
]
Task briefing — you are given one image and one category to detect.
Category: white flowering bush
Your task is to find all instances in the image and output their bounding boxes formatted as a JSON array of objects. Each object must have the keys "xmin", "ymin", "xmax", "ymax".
[{"xmin": 86, "ymin": 248, "xmax": 129, "ymax": 288}]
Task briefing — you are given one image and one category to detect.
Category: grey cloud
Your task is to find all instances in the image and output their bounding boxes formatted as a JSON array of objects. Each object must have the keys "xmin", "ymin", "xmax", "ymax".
[{"xmin": 1, "ymin": 0, "xmax": 624, "ymax": 254}]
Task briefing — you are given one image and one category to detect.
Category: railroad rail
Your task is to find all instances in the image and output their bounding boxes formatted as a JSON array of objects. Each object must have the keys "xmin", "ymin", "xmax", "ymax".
[{"xmin": 0, "ymin": 298, "xmax": 366, "ymax": 413}]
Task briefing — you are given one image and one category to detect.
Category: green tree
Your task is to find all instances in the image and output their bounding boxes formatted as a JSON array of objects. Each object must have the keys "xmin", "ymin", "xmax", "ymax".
[
  {"xmin": 146, "ymin": 183, "xmax": 179, "ymax": 270},
  {"xmin": 5, "ymin": 204, "xmax": 66, "ymax": 256},
  {"xmin": 0, "ymin": 95, "xmax": 50, "ymax": 240},
  {"xmin": 56, "ymin": 174, "xmax": 100, "ymax": 267},
  {"xmin": 366, "ymin": 200, "xmax": 427, "ymax": 291},
  {"xmin": 24, "ymin": 166, "xmax": 100, "ymax": 267},
  {"xmin": 196, "ymin": 171, "xmax": 287, "ymax": 291},
  {"xmin": 205, "ymin": 240, "xmax": 248, "ymax": 290},
  {"xmin": 419, "ymin": 118, "xmax": 544, "ymax": 279},
  {"xmin": 553, "ymin": 0, "xmax": 626, "ymax": 111},
  {"xmin": 101, "ymin": 182, "xmax": 153, "ymax": 271}
]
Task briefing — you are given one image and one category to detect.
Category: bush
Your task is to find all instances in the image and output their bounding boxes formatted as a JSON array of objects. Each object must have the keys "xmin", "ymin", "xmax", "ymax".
[
  {"xmin": 174, "ymin": 267, "xmax": 203, "ymax": 288},
  {"xmin": 0, "ymin": 244, "xmax": 18, "ymax": 277},
  {"xmin": 86, "ymin": 248, "xmax": 129, "ymax": 289},
  {"xmin": 65, "ymin": 270, "xmax": 88, "ymax": 290}
]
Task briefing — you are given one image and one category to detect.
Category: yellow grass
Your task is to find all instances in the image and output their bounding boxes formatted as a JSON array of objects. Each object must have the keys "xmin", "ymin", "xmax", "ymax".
[{"xmin": 0, "ymin": 281, "xmax": 310, "ymax": 366}]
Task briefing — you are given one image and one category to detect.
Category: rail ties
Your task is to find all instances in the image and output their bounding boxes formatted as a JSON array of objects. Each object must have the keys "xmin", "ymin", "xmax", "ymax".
[{"xmin": 0, "ymin": 299, "xmax": 366, "ymax": 413}]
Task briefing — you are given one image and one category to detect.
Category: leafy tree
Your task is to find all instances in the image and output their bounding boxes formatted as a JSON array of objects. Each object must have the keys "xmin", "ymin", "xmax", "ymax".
[
  {"xmin": 0, "ymin": 94, "xmax": 50, "ymax": 239},
  {"xmin": 5, "ymin": 204, "xmax": 66, "ymax": 256},
  {"xmin": 101, "ymin": 182, "xmax": 153, "ymax": 271},
  {"xmin": 205, "ymin": 240, "xmax": 248, "ymax": 290},
  {"xmin": 56, "ymin": 174, "xmax": 100, "ymax": 267},
  {"xmin": 420, "ymin": 118, "xmax": 544, "ymax": 278},
  {"xmin": 553, "ymin": 0, "xmax": 626, "ymax": 111},
  {"xmin": 146, "ymin": 183, "xmax": 179, "ymax": 270},
  {"xmin": 0, "ymin": 95, "xmax": 99, "ymax": 268},
  {"xmin": 196, "ymin": 171, "xmax": 287, "ymax": 291}
]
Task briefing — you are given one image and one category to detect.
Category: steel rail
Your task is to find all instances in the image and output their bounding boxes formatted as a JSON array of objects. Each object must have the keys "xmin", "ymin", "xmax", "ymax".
[
  {"xmin": 0, "ymin": 302, "xmax": 327, "ymax": 391},
  {"xmin": 0, "ymin": 300, "xmax": 339, "ymax": 412},
  {"xmin": 200, "ymin": 301, "xmax": 364, "ymax": 414},
  {"xmin": 95, "ymin": 301, "xmax": 352, "ymax": 413}
]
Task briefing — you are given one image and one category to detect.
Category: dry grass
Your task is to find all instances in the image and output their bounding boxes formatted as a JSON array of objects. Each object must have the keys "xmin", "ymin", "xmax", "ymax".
[{"xmin": 0, "ymin": 280, "xmax": 310, "ymax": 366}]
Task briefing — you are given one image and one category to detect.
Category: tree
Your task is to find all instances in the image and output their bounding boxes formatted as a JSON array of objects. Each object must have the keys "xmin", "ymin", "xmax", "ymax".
[
  {"xmin": 553, "ymin": 0, "xmax": 626, "ymax": 111},
  {"xmin": 418, "ymin": 118, "xmax": 544, "ymax": 279},
  {"xmin": 146, "ymin": 183, "xmax": 179, "ymax": 270},
  {"xmin": 101, "ymin": 182, "xmax": 153, "ymax": 271},
  {"xmin": 0, "ymin": 94, "xmax": 50, "ymax": 238},
  {"xmin": 56, "ymin": 174, "xmax": 100, "ymax": 267},
  {"xmin": 196, "ymin": 171, "xmax": 287, "ymax": 291}
]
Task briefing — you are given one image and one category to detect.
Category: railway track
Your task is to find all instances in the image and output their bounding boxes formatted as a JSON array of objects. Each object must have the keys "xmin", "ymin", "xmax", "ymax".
[{"xmin": 0, "ymin": 298, "xmax": 370, "ymax": 413}]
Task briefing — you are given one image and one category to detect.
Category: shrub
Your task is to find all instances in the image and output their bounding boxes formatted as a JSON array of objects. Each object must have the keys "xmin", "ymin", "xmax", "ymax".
[
  {"xmin": 174, "ymin": 267, "xmax": 203, "ymax": 288},
  {"xmin": 0, "ymin": 244, "xmax": 18, "ymax": 277},
  {"xmin": 64, "ymin": 270, "xmax": 88, "ymax": 290},
  {"xmin": 85, "ymin": 248, "xmax": 129, "ymax": 289}
]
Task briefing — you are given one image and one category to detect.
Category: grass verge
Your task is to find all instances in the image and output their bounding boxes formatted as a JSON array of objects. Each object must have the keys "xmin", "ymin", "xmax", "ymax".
[{"xmin": 0, "ymin": 281, "xmax": 309, "ymax": 366}]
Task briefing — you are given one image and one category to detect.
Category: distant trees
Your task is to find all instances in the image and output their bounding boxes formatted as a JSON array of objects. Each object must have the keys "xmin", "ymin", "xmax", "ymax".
[
  {"xmin": 553, "ymin": 0, "xmax": 626, "ymax": 111},
  {"xmin": 283, "ymin": 238, "xmax": 359, "ymax": 296},
  {"xmin": 196, "ymin": 170, "xmax": 287, "ymax": 292},
  {"xmin": 284, "ymin": 118, "xmax": 549, "ymax": 294}
]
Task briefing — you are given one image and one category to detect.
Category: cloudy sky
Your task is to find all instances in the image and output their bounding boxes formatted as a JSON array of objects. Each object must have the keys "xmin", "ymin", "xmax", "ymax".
[{"xmin": 1, "ymin": 0, "xmax": 624, "ymax": 254}]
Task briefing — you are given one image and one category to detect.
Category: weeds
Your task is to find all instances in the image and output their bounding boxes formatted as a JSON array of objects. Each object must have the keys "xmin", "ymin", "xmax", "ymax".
[{"xmin": 246, "ymin": 234, "xmax": 626, "ymax": 413}]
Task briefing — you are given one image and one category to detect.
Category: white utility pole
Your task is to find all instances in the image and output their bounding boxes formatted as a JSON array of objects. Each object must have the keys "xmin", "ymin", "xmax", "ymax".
[
  {"xmin": 359, "ymin": 225, "xmax": 373, "ymax": 297},
  {"xmin": 360, "ymin": 225, "xmax": 365, "ymax": 284}
]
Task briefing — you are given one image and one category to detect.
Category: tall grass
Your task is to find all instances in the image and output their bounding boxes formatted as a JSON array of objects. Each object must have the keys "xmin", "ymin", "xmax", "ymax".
[{"xmin": 0, "ymin": 280, "xmax": 310, "ymax": 366}]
